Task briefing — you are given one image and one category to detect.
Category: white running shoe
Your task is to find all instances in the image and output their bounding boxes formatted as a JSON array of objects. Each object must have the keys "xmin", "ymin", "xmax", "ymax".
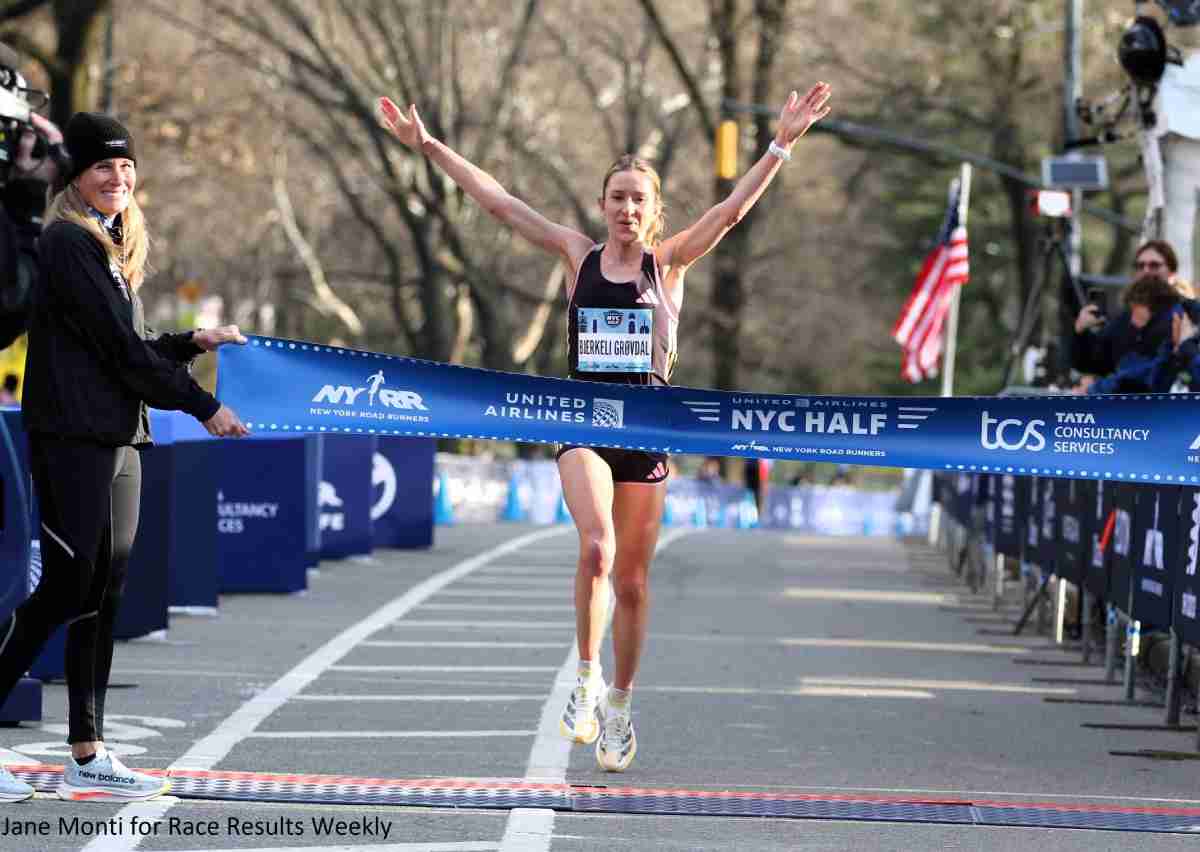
[
  {"xmin": 57, "ymin": 752, "xmax": 170, "ymax": 802},
  {"xmin": 0, "ymin": 765, "xmax": 34, "ymax": 802},
  {"xmin": 559, "ymin": 675, "xmax": 603, "ymax": 744},
  {"xmin": 595, "ymin": 692, "xmax": 637, "ymax": 772}
]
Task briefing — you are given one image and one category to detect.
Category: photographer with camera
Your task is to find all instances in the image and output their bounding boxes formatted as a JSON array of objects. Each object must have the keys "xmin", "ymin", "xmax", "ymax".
[
  {"xmin": 0, "ymin": 44, "xmax": 65, "ymax": 352},
  {"xmin": 1071, "ymin": 240, "xmax": 1184, "ymax": 384}
]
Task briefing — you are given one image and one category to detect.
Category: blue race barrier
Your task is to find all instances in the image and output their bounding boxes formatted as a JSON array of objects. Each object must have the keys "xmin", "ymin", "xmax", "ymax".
[
  {"xmin": 1175, "ymin": 487, "xmax": 1200, "ymax": 646},
  {"xmin": 0, "ymin": 409, "xmax": 41, "ymax": 721},
  {"xmin": 148, "ymin": 410, "xmax": 219, "ymax": 612},
  {"xmin": 319, "ymin": 435, "xmax": 375, "ymax": 560},
  {"xmin": 372, "ymin": 437, "xmax": 435, "ymax": 549},
  {"xmin": 1131, "ymin": 485, "xmax": 1179, "ymax": 629},
  {"xmin": 1, "ymin": 407, "xmax": 64, "ymax": 682},
  {"xmin": 167, "ymin": 440, "xmax": 219, "ymax": 611},
  {"xmin": 216, "ymin": 438, "xmax": 310, "ymax": 594}
]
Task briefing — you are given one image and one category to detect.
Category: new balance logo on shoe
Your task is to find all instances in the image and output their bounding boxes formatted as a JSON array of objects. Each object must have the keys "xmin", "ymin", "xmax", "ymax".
[{"xmin": 78, "ymin": 770, "xmax": 135, "ymax": 785}]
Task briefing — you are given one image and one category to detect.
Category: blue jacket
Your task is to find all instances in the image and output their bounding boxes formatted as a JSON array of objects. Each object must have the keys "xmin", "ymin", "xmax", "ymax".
[{"xmin": 1087, "ymin": 305, "xmax": 1186, "ymax": 395}]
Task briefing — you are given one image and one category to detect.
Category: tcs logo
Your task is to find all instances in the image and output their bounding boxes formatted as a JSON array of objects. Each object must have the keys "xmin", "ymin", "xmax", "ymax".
[{"xmin": 980, "ymin": 410, "xmax": 1046, "ymax": 452}]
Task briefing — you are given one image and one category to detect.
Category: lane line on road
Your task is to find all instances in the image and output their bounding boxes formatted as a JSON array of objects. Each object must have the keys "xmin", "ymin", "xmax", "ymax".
[
  {"xmin": 330, "ymin": 666, "xmax": 559, "ymax": 673},
  {"xmin": 388, "ymin": 620, "xmax": 574, "ymax": 630},
  {"xmin": 499, "ymin": 528, "xmax": 694, "ymax": 852},
  {"xmin": 360, "ymin": 641, "xmax": 565, "ymax": 649},
  {"xmin": 433, "ymin": 590, "xmax": 568, "ymax": 598},
  {"xmin": 419, "ymin": 604, "xmax": 575, "ymax": 612},
  {"xmin": 784, "ymin": 588, "xmax": 954, "ymax": 605},
  {"xmin": 142, "ymin": 845, "xmax": 500, "ymax": 852},
  {"xmin": 800, "ymin": 677, "xmax": 1076, "ymax": 696},
  {"xmin": 294, "ymin": 695, "xmax": 545, "ymax": 702},
  {"xmin": 779, "ymin": 638, "xmax": 1030, "ymax": 654},
  {"xmin": 247, "ymin": 731, "xmax": 536, "ymax": 739},
  {"xmin": 83, "ymin": 527, "xmax": 569, "ymax": 852}
]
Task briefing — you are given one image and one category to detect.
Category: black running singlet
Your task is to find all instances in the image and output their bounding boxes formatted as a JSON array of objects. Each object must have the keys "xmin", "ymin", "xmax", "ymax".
[{"xmin": 567, "ymin": 245, "xmax": 679, "ymax": 386}]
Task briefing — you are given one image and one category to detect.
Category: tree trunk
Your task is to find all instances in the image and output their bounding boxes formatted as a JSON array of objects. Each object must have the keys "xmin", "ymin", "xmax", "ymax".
[{"xmin": 49, "ymin": 0, "xmax": 109, "ymax": 124}]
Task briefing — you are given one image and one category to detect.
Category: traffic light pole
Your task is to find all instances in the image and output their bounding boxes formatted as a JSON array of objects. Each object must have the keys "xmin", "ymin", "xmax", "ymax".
[{"xmin": 720, "ymin": 99, "xmax": 1138, "ymax": 235}]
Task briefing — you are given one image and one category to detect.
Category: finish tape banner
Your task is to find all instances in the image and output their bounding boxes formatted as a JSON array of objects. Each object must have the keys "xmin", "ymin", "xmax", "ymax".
[{"xmin": 217, "ymin": 336, "xmax": 1200, "ymax": 483}]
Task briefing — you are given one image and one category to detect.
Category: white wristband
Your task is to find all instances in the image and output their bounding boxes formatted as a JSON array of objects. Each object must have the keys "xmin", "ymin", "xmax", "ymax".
[{"xmin": 768, "ymin": 140, "xmax": 791, "ymax": 162}]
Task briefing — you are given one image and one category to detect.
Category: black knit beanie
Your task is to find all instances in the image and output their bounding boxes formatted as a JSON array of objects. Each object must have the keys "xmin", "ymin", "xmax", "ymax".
[{"xmin": 63, "ymin": 112, "xmax": 136, "ymax": 185}]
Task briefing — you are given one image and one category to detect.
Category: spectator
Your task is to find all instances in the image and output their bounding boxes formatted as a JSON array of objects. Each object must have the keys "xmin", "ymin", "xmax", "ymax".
[
  {"xmin": 1084, "ymin": 276, "xmax": 1183, "ymax": 394},
  {"xmin": 696, "ymin": 456, "xmax": 721, "ymax": 484},
  {"xmin": 744, "ymin": 456, "xmax": 771, "ymax": 517},
  {"xmin": 1072, "ymin": 240, "xmax": 1180, "ymax": 378}
]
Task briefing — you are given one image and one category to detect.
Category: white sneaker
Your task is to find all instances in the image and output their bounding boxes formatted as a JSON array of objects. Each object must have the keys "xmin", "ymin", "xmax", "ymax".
[
  {"xmin": 595, "ymin": 692, "xmax": 637, "ymax": 772},
  {"xmin": 0, "ymin": 765, "xmax": 33, "ymax": 802},
  {"xmin": 57, "ymin": 752, "xmax": 169, "ymax": 802},
  {"xmin": 559, "ymin": 675, "xmax": 603, "ymax": 744}
]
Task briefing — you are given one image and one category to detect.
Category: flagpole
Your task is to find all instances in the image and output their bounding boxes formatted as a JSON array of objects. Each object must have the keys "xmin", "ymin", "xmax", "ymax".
[{"xmin": 940, "ymin": 163, "xmax": 972, "ymax": 398}]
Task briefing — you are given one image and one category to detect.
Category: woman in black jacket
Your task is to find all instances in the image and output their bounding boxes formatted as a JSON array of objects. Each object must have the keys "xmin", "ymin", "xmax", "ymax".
[{"xmin": 0, "ymin": 113, "xmax": 247, "ymax": 803}]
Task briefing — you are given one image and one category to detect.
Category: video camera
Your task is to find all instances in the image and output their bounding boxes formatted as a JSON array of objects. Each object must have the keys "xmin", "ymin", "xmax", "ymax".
[
  {"xmin": 0, "ymin": 45, "xmax": 48, "ymax": 183},
  {"xmin": 0, "ymin": 45, "xmax": 51, "ymax": 351}
]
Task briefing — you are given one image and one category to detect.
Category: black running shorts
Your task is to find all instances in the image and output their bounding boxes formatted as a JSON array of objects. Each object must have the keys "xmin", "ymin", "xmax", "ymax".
[{"xmin": 556, "ymin": 445, "xmax": 670, "ymax": 484}]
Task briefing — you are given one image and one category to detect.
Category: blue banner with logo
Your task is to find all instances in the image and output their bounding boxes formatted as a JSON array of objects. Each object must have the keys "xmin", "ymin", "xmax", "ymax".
[{"xmin": 217, "ymin": 336, "xmax": 1200, "ymax": 483}]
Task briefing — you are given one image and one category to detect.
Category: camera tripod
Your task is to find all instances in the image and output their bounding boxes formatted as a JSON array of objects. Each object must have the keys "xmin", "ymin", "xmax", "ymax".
[{"xmin": 1001, "ymin": 216, "xmax": 1091, "ymax": 388}]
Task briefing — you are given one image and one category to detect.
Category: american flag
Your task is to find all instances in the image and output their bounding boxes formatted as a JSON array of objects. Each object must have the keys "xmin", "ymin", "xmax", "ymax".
[{"xmin": 892, "ymin": 182, "xmax": 969, "ymax": 383}]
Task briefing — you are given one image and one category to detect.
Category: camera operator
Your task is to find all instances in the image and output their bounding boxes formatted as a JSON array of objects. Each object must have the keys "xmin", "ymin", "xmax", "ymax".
[
  {"xmin": 1071, "ymin": 240, "xmax": 1183, "ymax": 381},
  {"xmin": 0, "ymin": 45, "xmax": 65, "ymax": 351}
]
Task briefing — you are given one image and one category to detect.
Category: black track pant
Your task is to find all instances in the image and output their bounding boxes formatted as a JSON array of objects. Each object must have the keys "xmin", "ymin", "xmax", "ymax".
[{"xmin": 0, "ymin": 435, "xmax": 140, "ymax": 743}]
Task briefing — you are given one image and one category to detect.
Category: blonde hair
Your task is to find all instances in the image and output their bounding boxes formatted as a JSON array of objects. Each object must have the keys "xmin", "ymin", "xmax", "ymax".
[
  {"xmin": 44, "ymin": 181, "xmax": 149, "ymax": 290},
  {"xmin": 601, "ymin": 155, "xmax": 666, "ymax": 246}
]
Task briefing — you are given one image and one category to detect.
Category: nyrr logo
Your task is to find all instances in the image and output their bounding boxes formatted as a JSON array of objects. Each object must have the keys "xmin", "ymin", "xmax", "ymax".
[
  {"xmin": 311, "ymin": 370, "xmax": 428, "ymax": 410},
  {"xmin": 604, "ymin": 310, "xmax": 624, "ymax": 327},
  {"xmin": 593, "ymin": 398, "xmax": 624, "ymax": 429},
  {"xmin": 980, "ymin": 411, "xmax": 1046, "ymax": 452}
]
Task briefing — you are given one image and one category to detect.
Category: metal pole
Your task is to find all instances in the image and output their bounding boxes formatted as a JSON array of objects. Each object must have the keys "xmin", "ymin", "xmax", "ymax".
[
  {"xmin": 1104, "ymin": 603, "xmax": 1119, "ymax": 683},
  {"xmin": 940, "ymin": 163, "xmax": 972, "ymax": 399},
  {"xmin": 1064, "ymin": 0, "xmax": 1084, "ymax": 284},
  {"xmin": 1081, "ymin": 587, "xmax": 1092, "ymax": 663},
  {"xmin": 1164, "ymin": 628, "xmax": 1182, "ymax": 726},
  {"xmin": 1123, "ymin": 619, "xmax": 1139, "ymax": 702},
  {"xmin": 1055, "ymin": 578, "xmax": 1067, "ymax": 645}
]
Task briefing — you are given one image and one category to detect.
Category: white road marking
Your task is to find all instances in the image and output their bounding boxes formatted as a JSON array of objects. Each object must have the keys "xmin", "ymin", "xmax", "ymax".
[
  {"xmin": 83, "ymin": 527, "xmax": 568, "ymax": 852},
  {"xmin": 800, "ymin": 676, "xmax": 1076, "ymax": 696},
  {"xmin": 434, "ymin": 590, "xmax": 567, "ymax": 598},
  {"xmin": 143, "ymin": 845, "xmax": 499, "ymax": 852},
  {"xmin": 247, "ymin": 730, "xmax": 536, "ymax": 739},
  {"xmin": 331, "ymin": 666, "xmax": 558, "ymax": 673},
  {"xmin": 294, "ymin": 694, "xmax": 545, "ymax": 702},
  {"xmin": 784, "ymin": 588, "xmax": 953, "ymax": 605},
  {"xmin": 360, "ymin": 641, "xmax": 565, "ymax": 649},
  {"xmin": 499, "ymin": 528, "xmax": 694, "ymax": 852},
  {"xmin": 779, "ymin": 638, "xmax": 1029, "ymax": 654},
  {"xmin": 388, "ymin": 620, "xmax": 574, "ymax": 630},
  {"xmin": 419, "ymin": 604, "xmax": 574, "ymax": 612}
]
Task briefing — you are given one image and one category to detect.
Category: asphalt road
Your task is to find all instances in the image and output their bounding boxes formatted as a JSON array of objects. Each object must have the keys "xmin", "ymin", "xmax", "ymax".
[{"xmin": 1, "ymin": 524, "xmax": 1197, "ymax": 851}]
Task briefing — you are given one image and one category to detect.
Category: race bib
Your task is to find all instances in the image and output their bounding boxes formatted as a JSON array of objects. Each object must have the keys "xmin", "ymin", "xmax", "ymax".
[{"xmin": 577, "ymin": 307, "xmax": 652, "ymax": 373}]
